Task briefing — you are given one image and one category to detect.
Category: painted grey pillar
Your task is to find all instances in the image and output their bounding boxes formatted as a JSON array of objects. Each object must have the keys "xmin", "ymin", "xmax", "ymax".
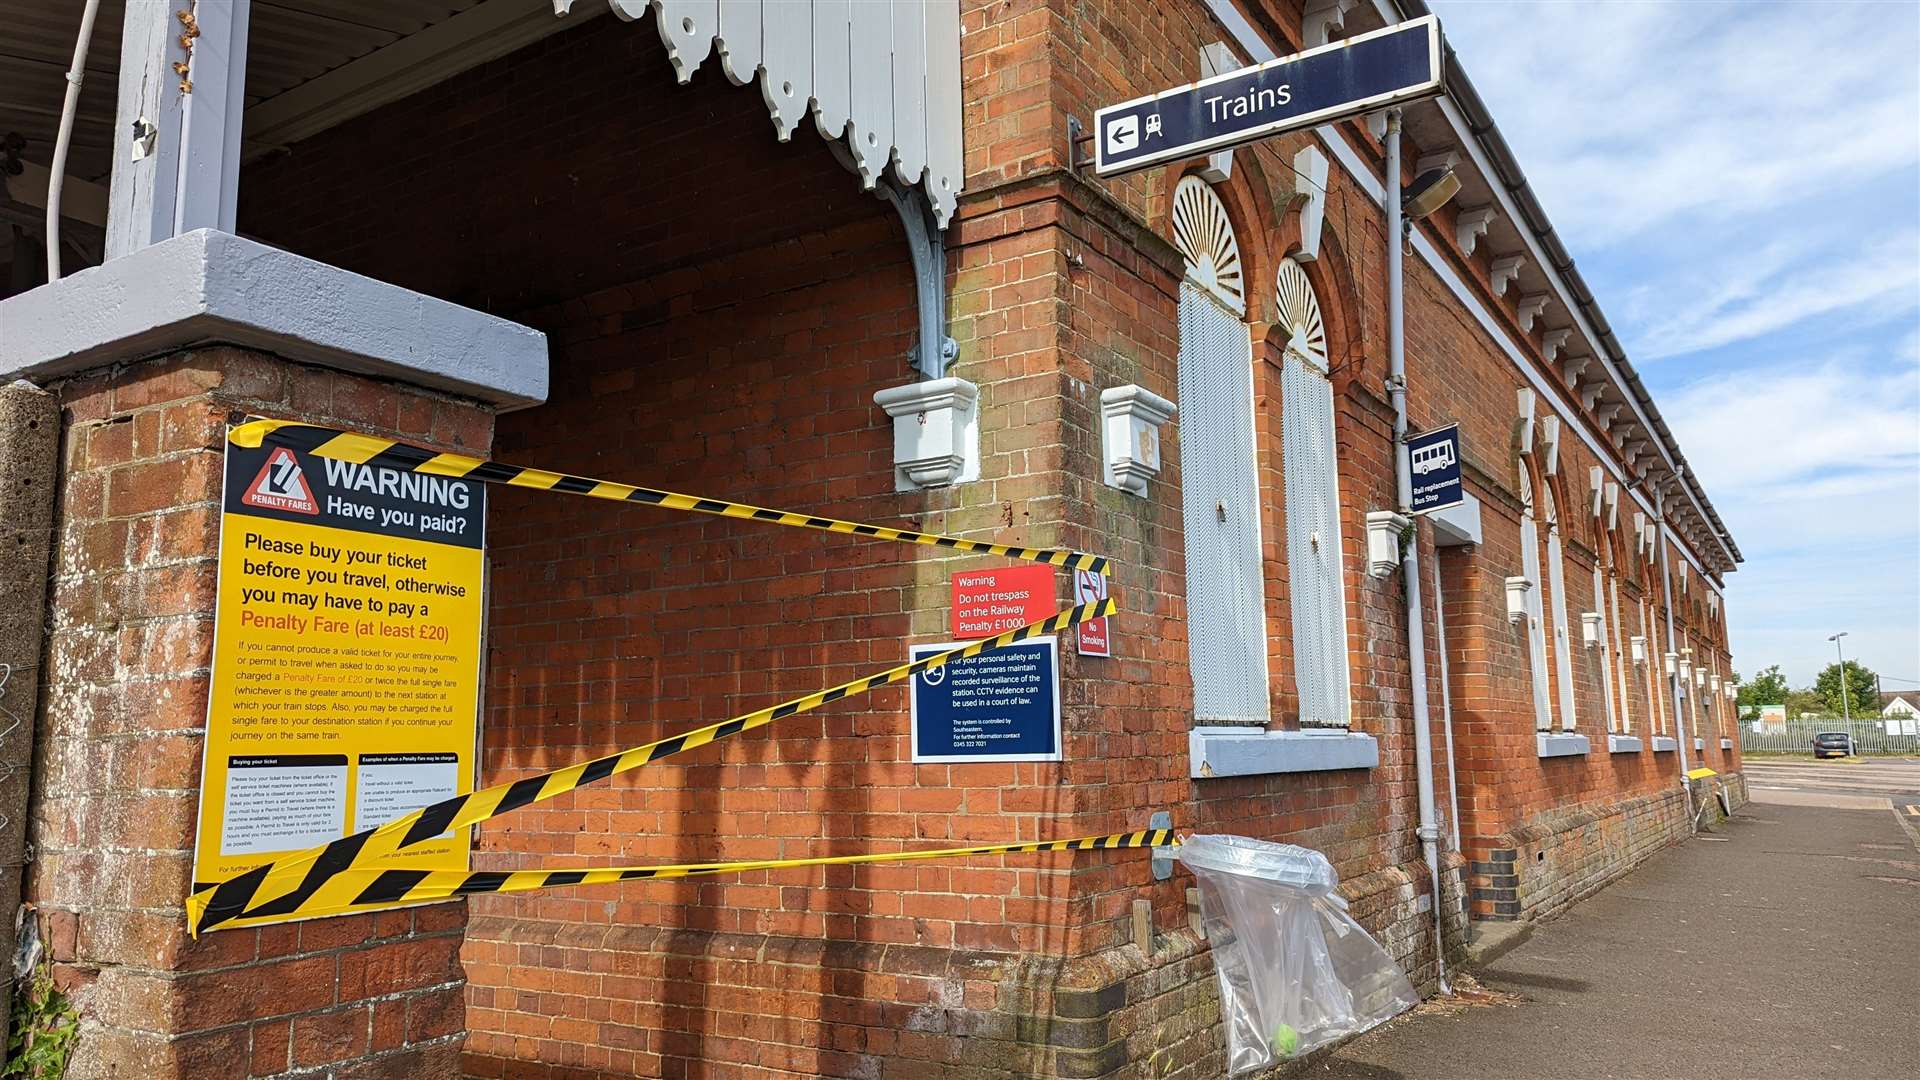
[{"xmin": 107, "ymin": 0, "xmax": 250, "ymax": 260}]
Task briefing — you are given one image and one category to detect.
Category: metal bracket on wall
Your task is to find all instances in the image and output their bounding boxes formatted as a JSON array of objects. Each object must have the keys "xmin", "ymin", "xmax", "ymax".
[
  {"xmin": 1066, "ymin": 115, "xmax": 1095, "ymax": 172},
  {"xmin": 1150, "ymin": 810, "xmax": 1175, "ymax": 880},
  {"xmin": 875, "ymin": 178, "xmax": 959, "ymax": 383}
]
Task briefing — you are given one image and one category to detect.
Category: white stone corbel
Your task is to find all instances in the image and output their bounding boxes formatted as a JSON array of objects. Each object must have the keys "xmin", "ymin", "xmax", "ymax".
[
  {"xmin": 1540, "ymin": 415, "xmax": 1561, "ymax": 476},
  {"xmin": 1100, "ymin": 384, "xmax": 1177, "ymax": 496},
  {"xmin": 1517, "ymin": 293, "xmax": 1549, "ymax": 333},
  {"xmin": 1633, "ymin": 512, "xmax": 1648, "ymax": 553},
  {"xmin": 1604, "ymin": 482, "xmax": 1620, "ymax": 531},
  {"xmin": 1581, "ymin": 612, "xmax": 1603, "ymax": 648},
  {"xmin": 1304, "ymin": 0, "xmax": 1358, "ymax": 48},
  {"xmin": 1196, "ymin": 43, "xmax": 1240, "ymax": 183},
  {"xmin": 1515, "ymin": 387, "xmax": 1536, "ymax": 454},
  {"xmin": 1630, "ymin": 636, "xmax": 1647, "ymax": 664},
  {"xmin": 1579, "ymin": 383, "xmax": 1603, "ymax": 411},
  {"xmin": 1596, "ymin": 401, "xmax": 1624, "ymax": 432},
  {"xmin": 1490, "ymin": 256, "xmax": 1524, "ymax": 297},
  {"xmin": 1506, "ymin": 577, "xmax": 1534, "ymax": 624},
  {"xmin": 874, "ymin": 377, "xmax": 980, "ymax": 490},
  {"xmin": 1588, "ymin": 465, "xmax": 1604, "ymax": 516},
  {"xmin": 1366, "ymin": 510, "xmax": 1411, "ymax": 578},
  {"xmin": 1541, "ymin": 328, "xmax": 1573, "ymax": 363},
  {"xmin": 1291, "ymin": 145, "xmax": 1330, "ymax": 262},
  {"xmin": 1456, "ymin": 207, "xmax": 1496, "ymax": 256},
  {"xmin": 1367, "ymin": 110, "xmax": 1389, "ymax": 141},
  {"xmin": 1560, "ymin": 354, "xmax": 1591, "ymax": 389}
]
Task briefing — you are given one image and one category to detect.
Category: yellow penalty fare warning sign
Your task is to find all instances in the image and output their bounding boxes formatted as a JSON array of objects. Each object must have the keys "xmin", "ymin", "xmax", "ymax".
[
  {"xmin": 189, "ymin": 420, "xmax": 1130, "ymax": 935},
  {"xmin": 191, "ymin": 426, "xmax": 486, "ymax": 915}
]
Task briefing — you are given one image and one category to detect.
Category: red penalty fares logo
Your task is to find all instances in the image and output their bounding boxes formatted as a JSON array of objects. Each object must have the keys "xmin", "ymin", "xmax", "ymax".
[{"xmin": 241, "ymin": 447, "xmax": 321, "ymax": 516}]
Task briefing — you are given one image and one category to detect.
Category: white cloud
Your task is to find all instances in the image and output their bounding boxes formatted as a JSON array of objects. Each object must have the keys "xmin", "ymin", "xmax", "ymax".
[
  {"xmin": 1437, "ymin": 1, "xmax": 1920, "ymax": 245},
  {"xmin": 1662, "ymin": 359, "xmax": 1920, "ymax": 494},
  {"xmin": 1436, "ymin": 1, "xmax": 1920, "ymax": 684},
  {"xmin": 1635, "ymin": 232, "xmax": 1920, "ymax": 358}
]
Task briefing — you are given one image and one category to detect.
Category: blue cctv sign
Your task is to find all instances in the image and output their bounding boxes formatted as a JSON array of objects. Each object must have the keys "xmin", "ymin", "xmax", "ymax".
[
  {"xmin": 1408, "ymin": 423, "xmax": 1463, "ymax": 514},
  {"xmin": 1093, "ymin": 16, "xmax": 1444, "ymax": 177},
  {"xmin": 910, "ymin": 637, "xmax": 1062, "ymax": 763}
]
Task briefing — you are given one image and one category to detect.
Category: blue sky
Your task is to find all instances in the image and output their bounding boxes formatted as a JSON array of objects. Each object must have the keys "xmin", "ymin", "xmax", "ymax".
[{"xmin": 1435, "ymin": 0, "xmax": 1920, "ymax": 691}]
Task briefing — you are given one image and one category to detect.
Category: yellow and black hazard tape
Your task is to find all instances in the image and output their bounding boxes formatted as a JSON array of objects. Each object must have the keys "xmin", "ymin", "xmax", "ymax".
[
  {"xmin": 189, "ymin": 595, "xmax": 1117, "ymax": 935},
  {"xmin": 228, "ymin": 420, "xmax": 1109, "ymax": 576},
  {"xmin": 219, "ymin": 829, "xmax": 1178, "ymax": 927}
]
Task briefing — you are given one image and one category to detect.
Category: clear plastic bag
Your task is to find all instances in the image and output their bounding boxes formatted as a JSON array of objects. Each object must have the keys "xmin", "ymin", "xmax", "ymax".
[{"xmin": 1179, "ymin": 834, "xmax": 1419, "ymax": 1073}]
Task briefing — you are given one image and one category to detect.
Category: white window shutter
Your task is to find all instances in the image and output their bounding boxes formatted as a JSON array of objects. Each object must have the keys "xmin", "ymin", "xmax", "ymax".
[
  {"xmin": 1519, "ymin": 480, "xmax": 1552, "ymax": 731},
  {"xmin": 1176, "ymin": 282, "xmax": 1269, "ymax": 724},
  {"xmin": 1281, "ymin": 351, "xmax": 1350, "ymax": 727},
  {"xmin": 1609, "ymin": 575, "xmax": 1630, "ymax": 734},
  {"xmin": 1546, "ymin": 525, "xmax": 1576, "ymax": 731},
  {"xmin": 1592, "ymin": 564, "xmax": 1617, "ymax": 733},
  {"xmin": 1274, "ymin": 258, "xmax": 1346, "ymax": 729}
]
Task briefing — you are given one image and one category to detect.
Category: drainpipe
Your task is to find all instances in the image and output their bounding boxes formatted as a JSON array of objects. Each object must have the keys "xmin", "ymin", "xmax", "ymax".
[
  {"xmin": 1655, "ymin": 485, "xmax": 1695, "ymax": 826},
  {"xmin": 1431, "ymin": 552, "xmax": 1461, "ymax": 853},
  {"xmin": 1385, "ymin": 109, "xmax": 1449, "ymax": 993}
]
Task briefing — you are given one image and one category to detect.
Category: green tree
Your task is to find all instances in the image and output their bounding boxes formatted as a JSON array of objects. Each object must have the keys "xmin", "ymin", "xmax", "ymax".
[
  {"xmin": 1784, "ymin": 688, "xmax": 1825, "ymax": 719},
  {"xmin": 1814, "ymin": 661, "xmax": 1879, "ymax": 718},
  {"xmin": 1736, "ymin": 665, "xmax": 1790, "ymax": 709}
]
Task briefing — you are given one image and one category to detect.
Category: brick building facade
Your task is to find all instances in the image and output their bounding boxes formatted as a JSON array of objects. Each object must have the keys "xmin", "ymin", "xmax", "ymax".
[{"xmin": 0, "ymin": 2, "xmax": 1743, "ymax": 1077}]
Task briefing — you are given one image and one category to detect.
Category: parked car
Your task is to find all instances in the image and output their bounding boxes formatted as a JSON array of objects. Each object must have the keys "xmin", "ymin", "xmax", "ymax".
[{"xmin": 1811, "ymin": 732, "xmax": 1854, "ymax": 759}]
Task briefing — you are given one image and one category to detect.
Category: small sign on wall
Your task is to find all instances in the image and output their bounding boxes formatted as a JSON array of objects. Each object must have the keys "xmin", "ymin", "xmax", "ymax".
[
  {"xmin": 950, "ymin": 565, "xmax": 1057, "ymax": 639},
  {"xmin": 910, "ymin": 637, "xmax": 1062, "ymax": 763},
  {"xmin": 1407, "ymin": 423, "xmax": 1464, "ymax": 514},
  {"xmin": 1074, "ymin": 568, "xmax": 1111, "ymax": 657}
]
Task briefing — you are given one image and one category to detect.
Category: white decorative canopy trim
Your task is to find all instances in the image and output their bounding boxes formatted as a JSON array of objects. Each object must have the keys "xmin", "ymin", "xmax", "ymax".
[
  {"xmin": 609, "ymin": 0, "xmax": 964, "ymax": 226},
  {"xmin": 1275, "ymin": 257, "xmax": 1329, "ymax": 374},
  {"xmin": 1172, "ymin": 175, "xmax": 1247, "ymax": 315}
]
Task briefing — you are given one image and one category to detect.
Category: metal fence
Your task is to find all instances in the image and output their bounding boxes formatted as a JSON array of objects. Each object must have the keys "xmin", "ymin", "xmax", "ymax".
[{"xmin": 1738, "ymin": 718, "xmax": 1920, "ymax": 756}]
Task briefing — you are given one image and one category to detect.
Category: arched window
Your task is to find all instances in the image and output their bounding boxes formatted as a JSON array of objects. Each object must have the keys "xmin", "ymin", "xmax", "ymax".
[
  {"xmin": 1171, "ymin": 176, "xmax": 1267, "ymax": 725},
  {"xmin": 1541, "ymin": 481, "xmax": 1578, "ymax": 731},
  {"xmin": 1604, "ymin": 526, "xmax": 1633, "ymax": 736},
  {"xmin": 1275, "ymin": 257, "xmax": 1349, "ymax": 729},
  {"xmin": 1518, "ymin": 467, "xmax": 1554, "ymax": 730}
]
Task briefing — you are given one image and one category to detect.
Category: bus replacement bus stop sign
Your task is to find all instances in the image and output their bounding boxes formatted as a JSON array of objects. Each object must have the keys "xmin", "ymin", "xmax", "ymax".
[{"xmin": 1093, "ymin": 16, "xmax": 1444, "ymax": 177}]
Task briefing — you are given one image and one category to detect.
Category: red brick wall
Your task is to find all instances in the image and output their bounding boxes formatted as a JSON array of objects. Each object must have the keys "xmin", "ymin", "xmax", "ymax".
[
  {"xmin": 33, "ymin": 348, "xmax": 492, "ymax": 1077},
  {"xmin": 198, "ymin": 0, "xmax": 1744, "ymax": 1074}
]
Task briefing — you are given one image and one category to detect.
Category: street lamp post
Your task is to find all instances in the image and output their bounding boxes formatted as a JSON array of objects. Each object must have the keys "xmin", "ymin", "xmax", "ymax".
[
  {"xmin": 1829, "ymin": 632, "xmax": 1852, "ymax": 722},
  {"xmin": 1829, "ymin": 632, "xmax": 1853, "ymax": 756}
]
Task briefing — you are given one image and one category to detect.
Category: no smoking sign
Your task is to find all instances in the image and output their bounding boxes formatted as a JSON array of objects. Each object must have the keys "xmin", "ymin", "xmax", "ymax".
[{"xmin": 1075, "ymin": 569, "xmax": 1111, "ymax": 658}]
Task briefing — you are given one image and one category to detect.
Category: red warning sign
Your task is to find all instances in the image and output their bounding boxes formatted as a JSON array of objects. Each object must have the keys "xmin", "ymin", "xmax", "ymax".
[
  {"xmin": 950, "ymin": 564, "xmax": 1057, "ymax": 639},
  {"xmin": 240, "ymin": 447, "xmax": 320, "ymax": 515}
]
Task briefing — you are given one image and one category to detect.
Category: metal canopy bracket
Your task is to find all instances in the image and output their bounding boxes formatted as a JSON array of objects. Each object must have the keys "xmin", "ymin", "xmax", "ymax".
[{"xmin": 877, "ymin": 178, "xmax": 957, "ymax": 383}]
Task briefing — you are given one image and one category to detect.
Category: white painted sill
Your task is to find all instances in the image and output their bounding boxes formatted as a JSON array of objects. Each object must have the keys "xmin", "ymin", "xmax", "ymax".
[
  {"xmin": 1537, "ymin": 732, "xmax": 1591, "ymax": 758},
  {"xmin": 1607, "ymin": 734, "xmax": 1643, "ymax": 753},
  {"xmin": 1650, "ymin": 736, "xmax": 1678, "ymax": 753},
  {"xmin": 1190, "ymin": 727, "xmax": 1379, "ymax": 779},
  {"xmin": 1693, "ymin": 738, "xmax": 1706, "ymax": 752},
  {"xmin": 1719, "ymin": 738, "xmax": 1734, "ymax": 750}
]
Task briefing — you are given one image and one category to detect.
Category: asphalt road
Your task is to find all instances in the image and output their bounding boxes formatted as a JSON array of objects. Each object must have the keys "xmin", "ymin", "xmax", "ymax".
[
  {"xmin": 1743, "ymin": 757, "xmax": 1920, "ymax": 817},
  {"xmin": 1307, "ymin": 798, "xmax": 1920, "ymax": 1079}
]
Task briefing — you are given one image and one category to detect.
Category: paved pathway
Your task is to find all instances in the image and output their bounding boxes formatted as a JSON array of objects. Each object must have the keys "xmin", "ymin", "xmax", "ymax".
[{"xmin": 1310, "ymin": 799, "xmax": 1920, "ymax": 1079}]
